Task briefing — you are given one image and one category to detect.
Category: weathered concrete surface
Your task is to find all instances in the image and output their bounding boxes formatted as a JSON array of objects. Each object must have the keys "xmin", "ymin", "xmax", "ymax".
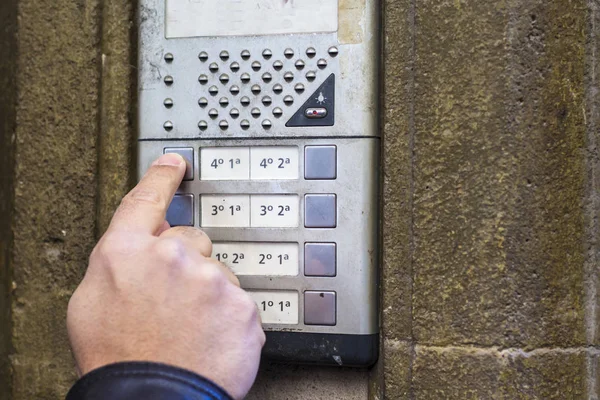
[
  {"xmin": 381, "ymin": 0, "xmax": 413, "ymax": 344},
  {"xmin": 379, "ymin": 0, "xmax": 414, "ymax": 397},
  {"xmin": 96, "ymin": 0, "xmax": 136, "ymax": 236},
  {"xmin": 413, "ymin": 346, "xmax": 589, "ymax": 399},
  {"xmin": 412, "ymin": 0, "xmax": 587, "ymax": 349},
  {"xmin": 247, "ymin": 363, "xmax": 368, "ymax": 400},
  {"xmin": 0, "ymin": 0, "xmax": 18, "ymax": 397},
  {"xmin": 9, "ymin": 0, "xmax": 102, "ymax": 397},
  {"xmin": 585, "ymin": 0, "xmax": 600, "ymax": 348},
  {"xmin": 380, "ymin": 340, "xmax": 411, "ymax": 399},
  {"xmin": 379, "ymin": 0, "xmax": 598, "ymax": 398}
]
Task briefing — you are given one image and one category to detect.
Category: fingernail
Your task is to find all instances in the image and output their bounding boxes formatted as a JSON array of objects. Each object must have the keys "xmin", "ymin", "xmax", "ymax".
[{"xmin": 154, "ymin": 153, "xmax": 184, "ymax": 166}]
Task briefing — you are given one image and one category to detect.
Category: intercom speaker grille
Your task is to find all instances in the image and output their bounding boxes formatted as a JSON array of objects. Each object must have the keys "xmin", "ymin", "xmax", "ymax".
[{"xmin": 161, "ymin": 46, "xmax": 338, "ymax": 133}]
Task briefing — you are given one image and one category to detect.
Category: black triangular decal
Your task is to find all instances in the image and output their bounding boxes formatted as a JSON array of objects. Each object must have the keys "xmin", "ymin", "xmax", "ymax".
[{"xmin": 286, "ymin": 73, "xmax": 335, "ymax": 127}]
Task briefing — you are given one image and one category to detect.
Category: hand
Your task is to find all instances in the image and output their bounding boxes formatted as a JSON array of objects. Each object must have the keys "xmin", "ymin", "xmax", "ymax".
[{"xmin": 67, "ymin": 153, "xmax": 265, "ymax": 399}]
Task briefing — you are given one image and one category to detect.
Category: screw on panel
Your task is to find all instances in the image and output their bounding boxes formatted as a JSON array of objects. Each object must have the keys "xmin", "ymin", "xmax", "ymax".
[
  {"xmin": 164, "ymin": 75, "xmax": 174, "ymax": 85},
  {"xmin": 209, "ymin": 62, "xmax": 219, "ymax": 72},
  {"xmin": 283, "ymin": 95, "xmax": 294, "ymax": 106},
  {"xmin": 198, "ymin": 74, "xmax": 209, "ymax": 84},
  {"xmin": 208, "ymin": 108, "xmax": 219, "ymax": 119},
  {"xmin": 219, "ymin": 50, "xmax": 230, "ymax": 61},
  {"xmin": 198, "ymin": 97, "xmax": 209, "ymax": 108},
  {"xmin": 198, "ymin": 51, "xmax": 209, "ymax": 62},
  {"xmin": 240, "ymin": 119, "xmax": 250, "ymax": 130},
  {"xmin": 251, "ymin": 84, "xmax": 261, "ymax": 95},
  {"xmin": 241, "ymin": 50, "xmax": 251, "ymax": 60},
  {"xmin": 198, "ymin": 120, "xmax": 208, "ymax": 130},
  {"xmin": 262, "ymin": 72, "xmax": 272, "ymax": 83},
  {"xmin": 306, "ymin": 71, "xmax": 317, "ymax": 82},
  {"xmin": 208, "ymin": 85, "xmax": 219, "ymax": 96},
  {"xmin": 219, "ymin": 120, "xmax": 229, "ymax": 130},
  {"xmin": 219, "ymin": 74, "xmax": 230, "ymax": 84},
  {"xmin": 219, "ymin": 97, "xmax": 229, "ymax": 107},
  {"xmin": 328, "ymin": 46, "xmax": 339, "ymax": 57},
  {"xmin": 284, "ymin": 72, "xmax": 294, "ymax": 82},
  {"xmin": 284, "ymin": 48, "xmax": 294, "ymax": 59},
  {"xmin": 262, "ymin": 96, "xmax": 272, "ymax": 106},
  {"xmin": 251, "ymin": 108, "xmax": 261, "ymax": 118},
  {"xmin": 230, "ymin": 85, "xmax": 240, "ymax": 95},
  {"xmin": 164, "ymin": 98, "xmax": 174, "ymax": 108},
  {"xmin": 306, "ymin": 47, "xmax": 317, "ymax": 58},
  {"xmin": 230, "ymin": 108, "xmax": 240, "ymax": 119},
  {"xmin": 230, "ymin": 62, "xmax": 240, "ymax": 72},
  {"xmin": 163, "ymin": 121, "xmax": 173, "ymax": 131},
  {"xmin": 273, "ymin": 60, "xmax": 283, "ymax": 71},
  {"xmin": 273, "ymin": 84, "xmax": 283, "ymax": 94},
  {"xmin": 262, "ymin": 49, "xmax": 273, "ymax": 59},
  {"xmin": 273, "ymin": 107, "xmax": 283, "ymax": 118},
  {"xmin": 262, "ymin": 119, "xmax": 272, "ymax": 129},
  {"xmin": 164, "ymin": 53, "xmax": 174, "ymax": 63},
  {"xmin": 294, "ymin": 83, "xmax": 305, "ymax": 93},
  {"xmin": 240, "ymin": 96, "xmax": 250, "ymax": 106},
  {"xmin": 317, "ymin": 59, "xmax": 328, "ymax": 69},
  {"xmin": 241, "ymin": 73, "xmax": 251, "ymax": 83},
  {"xmin": 251, "ymin": 61, "xmax": 262, "ymax": 71}
]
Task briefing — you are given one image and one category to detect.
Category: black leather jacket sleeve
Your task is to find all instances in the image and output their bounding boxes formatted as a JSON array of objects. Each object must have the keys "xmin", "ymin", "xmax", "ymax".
[{"xmin": 66, "ymin": 362, "xmax": 234, "ymax": 400}]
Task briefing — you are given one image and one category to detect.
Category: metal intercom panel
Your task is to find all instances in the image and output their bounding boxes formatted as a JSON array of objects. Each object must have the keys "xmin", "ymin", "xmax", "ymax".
[{"xmin": 137, "ymin": 0, "xmax": 380, "ymax": 366}]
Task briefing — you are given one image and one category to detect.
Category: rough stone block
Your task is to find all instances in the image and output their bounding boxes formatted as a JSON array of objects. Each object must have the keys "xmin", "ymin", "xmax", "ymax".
[
  {"xmin": 412, "ymin": 0, "xmax": 587, "ymax": 348},
  {"xmin": 11, "ymin": 357, "xmax": 76, "ymax": 400},
  {"xmin": 9, "ymin": 0, "xmax": 102, "ymax": 398},
  {"xmin": 247, "ymin": 363, "xmax": 368, "ymax": 400},
  {"xmin": 0, "ymin": 0, "xmax": 18, "ymax": 396},
  {"xmin": 96, "ymin": 0, "xmax": 136, "ymax": 236},
  {"xmin": 413, "ymin": 346, "xmax": 587, "ymax": 399},
  {"xmin": 382, "ymin": 340, "xmax": 411, "ymax": 400},
  {"xmin": 382, "ymin": 0, "xmax": 413, "ymax": 345},
  {"xmin": 585, "ymin": 0, "xmax": 600, "ymax": 348}
]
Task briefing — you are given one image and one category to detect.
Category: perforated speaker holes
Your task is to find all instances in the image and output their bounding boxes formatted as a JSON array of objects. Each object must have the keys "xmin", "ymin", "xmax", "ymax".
[{"xmin": 160, "ymin": 46, "xmax": 338, "ymax": 132}]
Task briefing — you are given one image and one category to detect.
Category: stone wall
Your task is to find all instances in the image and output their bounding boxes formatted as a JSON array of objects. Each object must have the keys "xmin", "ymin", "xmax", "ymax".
[
  {"xmin": 0, "ymin": 0, "xmax": 18, "ymax": 397},
  {"xmin": 0, "ymin": 0, "xmax": 598, "ymax": 399},
  {"xmin": 380, "ymin": 0, "xmax": 600, "ymax": 398}
]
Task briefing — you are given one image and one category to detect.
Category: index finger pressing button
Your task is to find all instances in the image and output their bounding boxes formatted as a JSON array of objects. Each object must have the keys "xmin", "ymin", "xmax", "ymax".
[
  {"xmin": 109, "ymin": 153, "xmax": 186, "ymax": 234},
  {"xmin": 165, "ymin": 148, "xmax": 194, "ymax": 181}
]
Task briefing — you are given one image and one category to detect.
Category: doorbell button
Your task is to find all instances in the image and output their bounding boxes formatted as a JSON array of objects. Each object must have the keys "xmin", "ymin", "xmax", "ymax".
[
  {"xmin": 304, "ymin": 291, "xmax": 336, "ymax": 326},
  {"xmin": 304, "ymin": 243, "xmax": 336, "ymax": 277},
  {"xmin": 305, "ymin": 146, "xmax": 337, "ymax": 180},
  {"xmin": 304, "ymin": 194, "xmax": 337, "ymax": 228},
  {"xmin": 166, "ymin": 194, "xmax": 194, "ymax": 227}
]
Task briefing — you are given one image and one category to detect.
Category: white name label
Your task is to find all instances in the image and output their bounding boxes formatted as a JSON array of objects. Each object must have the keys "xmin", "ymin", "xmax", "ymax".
[
  {"xmin": 250, "ymin": 146, "xmax": 299, "ymax": 180},
  {"xmin": 212, "ymin": 242, "xmax": 298, "ymax": 276},
  {"xmin": 248, "ymin": 291, "xmax": 299, "ymax": 324},
  {"xmin": 166, "ymin": 0, "xmax": 338, "ymax": 38},
  {"xmin": 201, "ymin": 195, "xmax": 251, "ymax": 227},
  {"xmin": 201, "ymin": 147, "xmax": 250, "ymax": 181},
  {"xmin": 251, "ymin": 195, "xmax": 299, "ymax": 228}
]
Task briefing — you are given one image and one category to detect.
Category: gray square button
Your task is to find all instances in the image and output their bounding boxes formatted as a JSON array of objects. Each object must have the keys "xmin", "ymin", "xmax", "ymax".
[
  {"xmin": 305, "ymin": 145, "xmax": 337, "ymax": 180},
  {"xmin": 166, "ymin": 194, "xmax": 194, "ymax": 226},
  {"xmin": 305, "ymin": 291, "xmax": 336, "ymax": 326},
  {"xmin": 305, "ymin": 243, "xmax": 336, "ymax": 277},
  {"xmin": 304, "ymin": 194, "xmax": 337, "ymax": 228},
  {"xmin": 164, "ymin": 148, "xmax": 194, "ymax": 180}
]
